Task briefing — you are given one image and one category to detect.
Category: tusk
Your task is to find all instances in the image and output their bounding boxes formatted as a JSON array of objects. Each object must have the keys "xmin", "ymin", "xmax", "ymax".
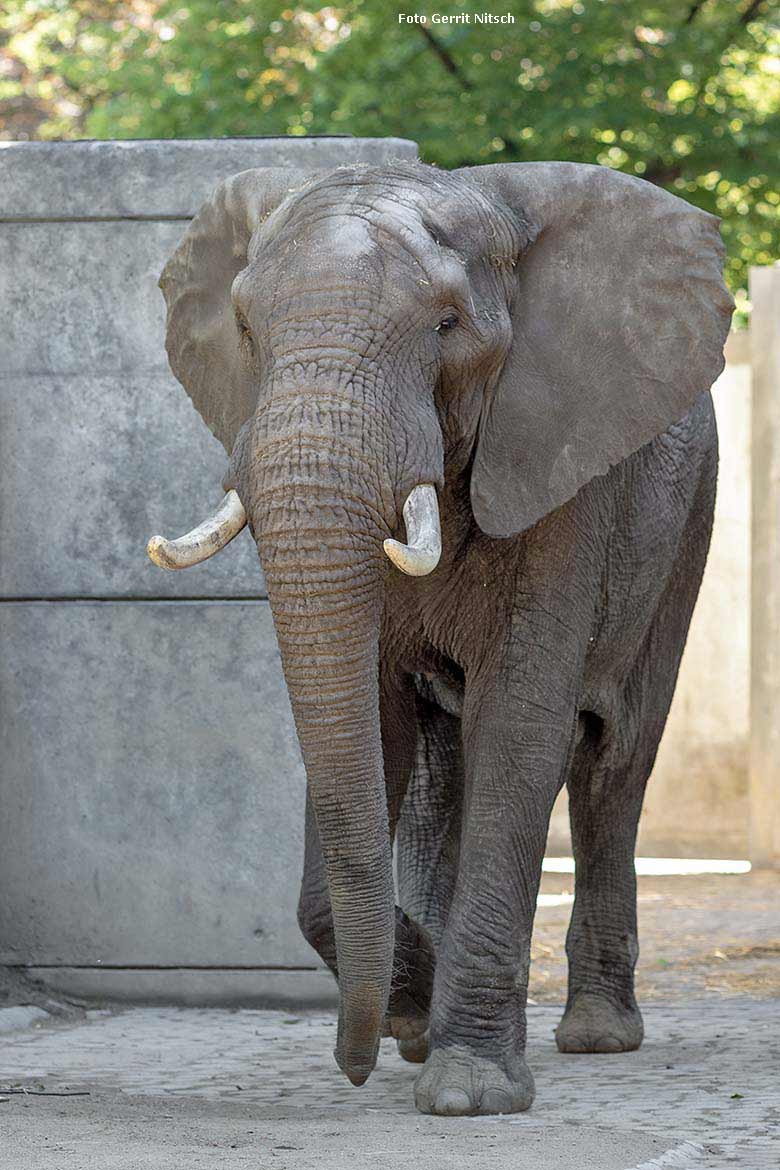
[
  {"xmin": 383, "ymin": 484, "xmax": 441, "ymax": 577},
  {"xmin": 147, "ymin": 490, "xmax": 247, "ymax": 570}
]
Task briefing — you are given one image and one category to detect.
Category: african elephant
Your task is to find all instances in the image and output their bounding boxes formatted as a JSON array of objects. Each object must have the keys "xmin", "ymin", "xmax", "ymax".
[{"xmin": 147, "ymin": 159, "xmax": 732, "ymax": 1116}]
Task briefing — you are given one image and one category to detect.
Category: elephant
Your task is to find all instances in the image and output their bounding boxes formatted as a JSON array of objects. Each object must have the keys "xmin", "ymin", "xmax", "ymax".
[{"xmin": 147, "ymin": 159, "xmax": 732, "ymax": 1116}]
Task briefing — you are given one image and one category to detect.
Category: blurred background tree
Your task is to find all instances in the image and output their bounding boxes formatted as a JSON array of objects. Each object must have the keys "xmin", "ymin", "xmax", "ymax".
[{"xmin": 1, "ymin": 0, "xmax": 778, "ymax": 312}]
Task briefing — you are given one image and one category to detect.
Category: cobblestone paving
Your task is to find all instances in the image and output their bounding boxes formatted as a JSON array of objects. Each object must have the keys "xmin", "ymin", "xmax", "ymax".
[{"xmin": 0, "ymin": 999, "xmax": 777, "ymax": 1169}]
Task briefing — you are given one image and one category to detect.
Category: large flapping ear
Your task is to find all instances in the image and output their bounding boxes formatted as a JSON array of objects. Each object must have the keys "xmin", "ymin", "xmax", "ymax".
[
  {"xmin": 457, "ymin": 163, "xmax": 734, "ymax": 537},
  {"xmin": 159, "ymin": 167, "xmax": 315, "ymax": 454}
]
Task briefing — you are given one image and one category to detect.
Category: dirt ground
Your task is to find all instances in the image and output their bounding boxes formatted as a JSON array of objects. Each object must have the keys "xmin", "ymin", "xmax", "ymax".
[{"xmin": 530, "ymin": 868, "xmax": 780, "ymax": 1004}]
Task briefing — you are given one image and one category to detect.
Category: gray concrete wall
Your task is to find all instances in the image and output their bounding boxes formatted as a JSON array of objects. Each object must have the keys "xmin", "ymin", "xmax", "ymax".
[{"xmin": 0, "ymin": 137, "xmax": 416, "ymax": 1002}]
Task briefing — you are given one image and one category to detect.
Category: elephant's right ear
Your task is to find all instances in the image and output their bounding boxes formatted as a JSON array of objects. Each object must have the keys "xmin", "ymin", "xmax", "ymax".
[{"xmin": 159, "ymin": 167, "xmax": 316, "ymax": 454}]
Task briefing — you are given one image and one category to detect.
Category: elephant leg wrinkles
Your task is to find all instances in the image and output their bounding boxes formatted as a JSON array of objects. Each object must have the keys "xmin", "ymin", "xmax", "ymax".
[
  {"xmin": 415, "ymin": 625, "xmax": 583, "ymax": 1117},
  {"xmin": 558, "ymin": 468, "xmax": 716, "ymax": 1054},
  {"xmin": 394, "ymin": 683, "xmax": 465, "ymax": 1062}
]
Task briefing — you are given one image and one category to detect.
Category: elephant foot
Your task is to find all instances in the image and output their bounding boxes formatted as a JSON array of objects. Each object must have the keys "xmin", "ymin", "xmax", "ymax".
[
  {"xmin": 397, "ymin": 1030, "xmax": 428, "ymax": 1063},
  {"xmin": 414, "ymin": 1045, "xmax": 535, "ymax": 1116},
  {"xmin": 555, "ymin": 991, "xmax": 644, "ymax": 1053}
]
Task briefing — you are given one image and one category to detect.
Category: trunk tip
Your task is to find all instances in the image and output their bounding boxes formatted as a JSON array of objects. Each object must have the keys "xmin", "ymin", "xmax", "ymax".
[{"xmin": 334, "ymin": 1040, "xmax": 380, "ymax": 1087}]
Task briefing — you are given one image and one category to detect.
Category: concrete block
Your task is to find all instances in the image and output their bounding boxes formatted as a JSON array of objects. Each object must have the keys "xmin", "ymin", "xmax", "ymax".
[
  {"xmin": 0, "ymin": 600, "xmax": 317, "ymax": 969},
  {"xmin": 0, "ymin": 370, "xmax": 265, "ymax": 599},
  {"xmin": 0, "ymin": 136, "xmax": 422, "ymax": 999},
  {"xmin": 1, "ymin": 136, "xmax": 418, "ymax": 995},
  {"xmin": 24, "ymin": 968, "xmax": 338, "ymax": 1009},
  {"xmin": 0, "ymin": 137, "xmax": 418, "ymax": 220},
  {"xmin": 0, "ymin": 219, "xmax": 181, "ymax": 376}
]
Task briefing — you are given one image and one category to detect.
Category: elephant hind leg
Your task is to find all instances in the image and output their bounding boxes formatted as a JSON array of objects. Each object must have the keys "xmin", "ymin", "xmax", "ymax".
[
  {"xmin": 383, "ymin": 908, "xmax": 436, "ymax": 1045},
  {"xmin": 396, "ymin": 685, "xmax": 464, "ymax": 947},
  {"xmin": 556, "ymin": 709, "xmax": 647, "ymax": 1054},
  {"xmin": 393, "ymin": 685, "xmax": 464, "ymax": 1062},
  {"xmin": 558, "ymin": 485, "xmax": 714, "ymax": 1054}
]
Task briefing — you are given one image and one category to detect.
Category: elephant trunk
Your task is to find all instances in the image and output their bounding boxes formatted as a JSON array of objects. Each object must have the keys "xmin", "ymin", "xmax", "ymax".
[
  {"xmin": 249, "ymin": 424, "xmax": 396, "ymax": 1086},
  {"xmin": 145, "ymin": 372, "xmax": 442, "ymax": 1083}
]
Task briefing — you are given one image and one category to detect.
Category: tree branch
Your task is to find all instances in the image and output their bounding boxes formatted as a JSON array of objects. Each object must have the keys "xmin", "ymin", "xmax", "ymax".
[
  {"xmin": 642, "ymin": 162, "xmax": 683, "ymax": 187},
  {"xmin": 417, "ymin": 26, "xmax": 472, "ymax": 92},
  {"xmin": 740, "ymin": 0, "xmax": 765, "ymax": 25},
  {"xmin": 685, "ymin": 0, "xmax": 764, "ymax": 29},
  {"xmin": 684, "ymin": 1, "xmax": 707, "ymax": 25}
]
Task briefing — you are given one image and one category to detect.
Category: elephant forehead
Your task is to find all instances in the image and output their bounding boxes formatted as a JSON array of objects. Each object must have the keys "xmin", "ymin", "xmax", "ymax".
[
  {"xmin": 256, "ymin": 165, "xmax": 511, "ymax": 266},
  {"xmin": 271, "ymin": 193, "xmax": 430, "ymax": 259},
  {"xmin": 294, "ymin": 206, "xmax": 377, "ymax": 261},
  {"xmin": 249, "ymin": 216, "xmax": 448, "ymax": 305}
]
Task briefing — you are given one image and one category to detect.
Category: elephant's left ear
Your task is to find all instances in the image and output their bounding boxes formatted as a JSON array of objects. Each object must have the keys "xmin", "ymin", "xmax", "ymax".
[{"xmin": 458, "ymin": 162, "xmax": 734, "ymax": 538}]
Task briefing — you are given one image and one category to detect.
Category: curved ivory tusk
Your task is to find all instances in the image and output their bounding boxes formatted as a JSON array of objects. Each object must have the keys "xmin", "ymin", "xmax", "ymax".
[
  {"xmin": 383, "ymin": 484, "xmax": 441, "ymax": 577},
  {"xmin": 147, "ymin": 490, "xmax": 247, "ymax": 570}
]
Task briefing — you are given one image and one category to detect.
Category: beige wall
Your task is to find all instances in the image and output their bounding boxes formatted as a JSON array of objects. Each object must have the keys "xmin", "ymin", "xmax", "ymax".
[
  {"xmin": 749, "ymin": 266, "xmax": 780, "ymax": 868},
  {"xmin": 547, "ymin": 331, "xmax": 752, "ymax": 858}
]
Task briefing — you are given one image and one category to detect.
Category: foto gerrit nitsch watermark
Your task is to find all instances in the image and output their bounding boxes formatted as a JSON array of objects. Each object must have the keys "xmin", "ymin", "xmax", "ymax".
[{"xmin": 398, "ymin": 12, "xmax": 516, "ymax": 24}]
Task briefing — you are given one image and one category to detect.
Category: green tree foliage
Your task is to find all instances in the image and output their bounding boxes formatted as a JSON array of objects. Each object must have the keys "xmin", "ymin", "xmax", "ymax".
[{"xmin": 2, "ymin": 1, "xmax": 778, "ymax": 309}]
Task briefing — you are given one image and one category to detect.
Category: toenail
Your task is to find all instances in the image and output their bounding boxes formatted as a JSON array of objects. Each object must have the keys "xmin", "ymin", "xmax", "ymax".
[
  {"xmin": 480, "ymin": 1088, "xmax": 513, "ymax": 1114},
  {"xmin": 435, "ymin": 1088, "xmax": 472, "ymax": 1115}
]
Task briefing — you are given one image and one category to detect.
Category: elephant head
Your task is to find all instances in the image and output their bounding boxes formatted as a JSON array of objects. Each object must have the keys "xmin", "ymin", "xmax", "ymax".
[{"xmin": 148, "ymin": 161, "xmax": 731, "ymax": 1085}]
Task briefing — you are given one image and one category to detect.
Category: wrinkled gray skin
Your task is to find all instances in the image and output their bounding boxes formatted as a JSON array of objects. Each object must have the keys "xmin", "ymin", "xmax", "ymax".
[{"xmin": 158, "ymin": 161, "xmax": 733, "ymax": 1115}]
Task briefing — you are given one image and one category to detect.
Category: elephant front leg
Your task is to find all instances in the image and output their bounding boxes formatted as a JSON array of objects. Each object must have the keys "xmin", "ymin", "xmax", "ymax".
[{"xmin": 415, "ymin": 675, "xmax": 575, "ymax": 1117}]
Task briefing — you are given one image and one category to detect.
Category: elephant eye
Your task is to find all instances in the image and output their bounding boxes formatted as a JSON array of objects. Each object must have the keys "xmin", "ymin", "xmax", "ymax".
[
  {"xmin": 436, "ymin": 314, "xmax": 459, "ymax": 334},
  {"xmin": 235, "ymin": 310, "xmax": 255, "ymax": 359}
]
